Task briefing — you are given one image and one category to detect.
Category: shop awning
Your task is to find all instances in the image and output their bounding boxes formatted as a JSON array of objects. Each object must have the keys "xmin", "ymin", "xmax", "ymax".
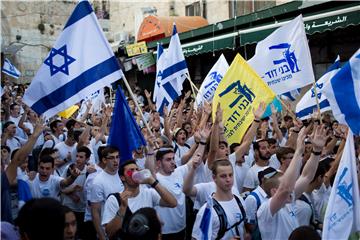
[
  {"xmin": 137, "ymin": 16, "xmax": 208, "ymax": 43},
  {"xmin": 147, "ymin": 2, "xmax": 360, "ymax": 56}
]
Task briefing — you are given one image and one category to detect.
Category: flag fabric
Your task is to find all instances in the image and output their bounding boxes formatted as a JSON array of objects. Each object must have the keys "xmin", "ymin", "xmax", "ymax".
[
  {"xmin": 195, "ymin": 54, "xmax": 229, "ymax": 108},
  {"xmin": 322, "ymin": 130, "xmax": 360, "ymax": 239},
  {"xmin": 17, "ymin": 178, "xmax": 32, "ymax": 209},
  {"xmin": 199, "ymin": 195, "xmax": 213, "ymax": 240},
  {"xmin": 23, "ymin": 0, "xmax": 123, "ymax": 119},
  {"xmin": 248, "ymin": 15, "xmax": 314, "ymax": 95},
  {"xmin": 280, "ymin": 88, "xmax": 301, "ymax": 101},
  {"xmin": 107, "ymin": 87, "xmax": 146, "ymax": 163},
  {"xmin": 296, "ymin": 56, "xmax": 341, "ymax": 120},
  {"xmin": 77, "ymin": 88, "xmax": 106, "ymax": 119},
  {"xmin": 58, "ymin": 105, "xmax": 79, "ymax": 119},
  {"xmin": 154, "ymin": 24, "xmax": 189, "ymax": 114},
  {"xmin": 322, "ymin": 49, "xmax": 360, "ymax": 135},
  {"xmin": 2, "ymin": 58, "xmax": 21, "ymax": 79},
  {"xmin": 212, "ymin": 54, "xmax": 276, "ymax": 145}
]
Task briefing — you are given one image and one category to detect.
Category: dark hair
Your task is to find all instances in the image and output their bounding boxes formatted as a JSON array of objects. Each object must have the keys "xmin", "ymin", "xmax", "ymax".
[
  {"xmin": 310, "ymin": 162, "xmax": 327, "ymax": 183},
  {"xmin": 50, "ymin": 120, "xmax": 62, "ymax": 133},
  {"xmin": 77, "ymin": 146, "xmax": 91, "ymax": 158},
  {"xmin": 229, "ymin": 143, "xmax": 241, "ymax": 154},
  {"xmin": 1, "ymin": 145, "xmax": 10, "ymax": 153},
  {"xmin": 253, "ymin": 139, "xmax": 267, "ymax": 151},
  {"xmin": 2, "ymin": 121, "xmax": 15, "ymax": 131},
  {"xmin": 10, "ymin": 103, "xmax": 19, "ymax": 111},
  {"xmin": 39, "ymin": 155, "xmax": 55, "ymax": 168},
  {"xmin": 155, "ymin": 147, "xmax": 174, "ymax": 161},
  {"xmin": 97, "ymin": 145, "xmax": 106, "ymax": 163},
  {"xmin": 40, "ymin": 147, "xmax": 58, "ymax": 160},
  {"xmin": 125, "ymin": 207, "xmax": 161, "ymax": 240},
  {"xmin": 275, "ymin": 147, "xmax": 295, "ymax": 163},
  {"xmin": 119, "ymin": 160, "xmax": 137, "ymax": 177},
  {"xmin": 211, "ymin": 159, "xmax": 232, "ymax": 176},
  {"xmin": 15, "ymin": 198, "xmax": 65, "ymax": 240},
  {"xmin": 101, "ymin": 146, "xmax": 120, "ymax": 159},
  {"xmin": 219, "ymin": 141, "xmax": 228, "ymax": 148},
  {"xmin": 284, "ymin": 115, "xmax": 293, "ymax": 122},
  {"xmin": 266, "ymin": 138, "xmax": 277, "ymax": 145},
  {"xmin": 10, "ymin": 148, "xmax": 20, "ymax": 161},
  {"xmin": 65, "ymin": 119, "xmax": 77, "ymax": 131},
  {"xmin": 289, "ymin": 226, "xmax": 320, "ymax": 240}
]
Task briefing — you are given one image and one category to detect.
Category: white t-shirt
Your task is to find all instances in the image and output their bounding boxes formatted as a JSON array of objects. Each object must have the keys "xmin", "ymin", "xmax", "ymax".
[
  {"xmin": 27, "ymin": 174, "xmax": 63, "ymax": 200},
  {"xmin": 23, "ymin": 121, "xmax": 45, "ymax": 148},
  {"xmin": 243, "ymin": 164, "xmax": 268, "ymax": 190},
  {"xmin": 193, "ymin": 181, "xmax": 240, "ymax": 210},
  {"xmin": 101, "ymin": 187, "xmax": 161, "ymax": 225},
  {"xmin": 269, "ymin": 154, "xmax": 281, "ymax": 170},
  {"xmin": 257, "ymin": 197, "xmax": 299, "ymax": 240},
  {"xmin": 83, "ymin": 165, "xmax": 103, "ymax": 222},
  {"xmin": 192, "ymin": 196, "xmax": 246, "ymax": 240},
  {"xmin": 156, "ymin": 164, "xmax": 189, "ymax": 234},
  {"xmin": 89, "ymin": 137, "xmax": 107, "ymax": 164},
  {"xmin": 89, "ymin": 170, "xmax": 124, "ymax": 217},
  {"xmin": 244, "ymin": 186, "xmax": 268, "ymax": 224},
  {"xmin": 6, "ymin": 136, "xmax": 27, "ymax": 154},
  {"xmin": 172, "ymin": 141, "xmax": 190, "ymax": 167},
  {"xmin": 229, "ymin": 153, "xmax": 250, "ymax": 194},
  {"xmin": 54, "ymin": 141, "xmax": 77, "ymax": 176},
  {"xmin": 135, "ymin": 156, "xmax": 146, "ymax": 170},
  {"xmin": 61, "ymin": 165, "xmax": 87, "ymax": 212}
]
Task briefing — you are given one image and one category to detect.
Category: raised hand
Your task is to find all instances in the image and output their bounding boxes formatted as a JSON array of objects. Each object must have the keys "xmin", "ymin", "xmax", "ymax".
[
  {"xmin": 144, "ymin": 89, "xmax": 152, "ymax": 99},
  {"xmin": 215, "ymin": 103, "xmax": 223, "ymax": 124},
  {"xmin": 253, "ymin": 101, "xmax": 266, "ymax": 120},
  {"xmin": 309, "ymin": 124, "xmax": 328, "ymax": 151},
  {"xmin": 296, "ymin": 126, "xmax": 307, "ymax": 154}
]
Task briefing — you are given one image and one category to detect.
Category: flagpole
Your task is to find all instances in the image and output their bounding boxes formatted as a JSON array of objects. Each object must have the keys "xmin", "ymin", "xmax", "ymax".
[
  {"xmin": 120, "ymin": 74, "xmax": 158, "ymax": 147},
  {"xmin": 185, "ymin": 72, "xmax": 211, "ymax": 104},
  {"xmin": 312, "ymin": 81, "xmax": 323, "ymax": 124},
  {"xmin": 276, "ymin": 96, "xmax": 297, "ymax": 120}
]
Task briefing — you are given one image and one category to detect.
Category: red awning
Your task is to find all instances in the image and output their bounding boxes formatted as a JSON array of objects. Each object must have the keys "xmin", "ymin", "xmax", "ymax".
[{"xmin": 137, "ymin": 15, "xmax": 208, "ymax": 42}]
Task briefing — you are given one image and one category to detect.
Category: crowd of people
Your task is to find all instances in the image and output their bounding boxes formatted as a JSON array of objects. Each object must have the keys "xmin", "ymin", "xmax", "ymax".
[{"xmin": 1, "ymin": 79, "xmax": 360, "ymax": 240}]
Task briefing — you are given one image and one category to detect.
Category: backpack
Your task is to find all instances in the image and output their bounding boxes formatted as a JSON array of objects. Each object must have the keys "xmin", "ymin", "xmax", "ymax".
[
  {"xmin": 298, "ymin": 194, "xmax": 322, "ymax": 230},
  {"xmin": 213, "ymin": 195, "xmax": 246, "ymax": 240},
  {"xmin": 106, "ymin": 192, "xmax": 133, "ymax": 240}
]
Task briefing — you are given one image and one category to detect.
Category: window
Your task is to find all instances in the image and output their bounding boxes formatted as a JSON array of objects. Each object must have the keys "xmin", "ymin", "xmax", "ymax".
[
  {"xmin": 186, "ymin": 2, "xmax": 201, "ymax": 16},
  {"xmin": 229, "ymin": 0, "xmax": 275, "ymax": 18}
]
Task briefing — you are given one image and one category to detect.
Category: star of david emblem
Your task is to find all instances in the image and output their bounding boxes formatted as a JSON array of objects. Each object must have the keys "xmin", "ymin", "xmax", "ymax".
[
  {"xmin": 44, "ymin": 45, "xmax": 76, "ymax": 76},
  {"xmin": 311, "ymin": 83, "xmax": 323, "ymax": 99}
]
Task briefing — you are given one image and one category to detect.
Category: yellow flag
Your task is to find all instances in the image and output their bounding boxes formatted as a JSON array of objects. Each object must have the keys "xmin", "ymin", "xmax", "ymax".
[
  {"xmin": 212, "ymin": 53, "xmax": 276, "ymax": 144},
  {"xmin": 58, "ymin": 105, "xmax": 79, "ymax": 119}
]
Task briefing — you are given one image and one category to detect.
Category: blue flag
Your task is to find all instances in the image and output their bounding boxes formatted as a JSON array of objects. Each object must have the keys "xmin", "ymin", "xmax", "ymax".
[
  {"xmin": 322, "ymin": 49, "xmax": 360, "ymax": 135},
  {"xmin": 23, "ymin": 0, "xmax": 123, "ymax": 119},
  {"xmin": 2, "ymin": 58, "xmax": 21, "ymax": 79},
  {"xmin": 18, "ymin": 179, "xmax": 32, "ymax": 209},
  {"xmin": 108, "ymin": 87, "xmax": 146, "ymax": 163}
]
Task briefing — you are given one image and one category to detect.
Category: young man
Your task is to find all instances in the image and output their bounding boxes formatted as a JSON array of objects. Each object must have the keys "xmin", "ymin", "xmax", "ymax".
[
  {"xmin": 257, "ymin": 125, "xmax": 327, "ymax": 240},
  {"xmin": 90, "ymin": 146, "xmax": 124, "ymax": 240},
  {"xmin": 102, "ymin": 159, "xmax": 177, "ymax": 239},
  {"xmin": 27, "ymin": 155, "xmax": 80, "ymax": 200},
  {"xmin": 192, "ymin": 160, "xmax": 247, "ymax": 240}
]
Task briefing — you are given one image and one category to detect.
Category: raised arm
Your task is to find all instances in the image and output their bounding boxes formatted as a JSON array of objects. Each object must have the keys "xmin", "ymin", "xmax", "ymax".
[
  {"xmin": 270, "ymin": 104, "xmax": 283, "ymax": 142},
  {"xmin": 294, "ymin": 125, "xmax": 328, "ymax": 198},
  {"xmin": 207, "ymin": 103, "xmax": 222, "ymax": 170},
  {"xmin": 269, "ymin": 127, "xmax": 307, "ymax": 215}
]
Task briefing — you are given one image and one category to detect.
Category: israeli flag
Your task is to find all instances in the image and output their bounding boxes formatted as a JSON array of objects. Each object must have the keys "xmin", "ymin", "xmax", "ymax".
[
  {"xmin": 248, "ymin": 15, "xmax": 315, "ymax": 95},
  {"xmin": 322, "ymin": 130, "xmax": 360, "ymax": 239},
  {"xmin": 195, "ymin": 54, "xmax": 229, "ymax": 108},
  {"xmin": 280, "ymin": 88, "xmax": 301, "ymax": 102},
  {"xmin": 322, "ymin": 49, "xmax": 360, "ymax": 135},
  {"xmin": 199, "ymin": 195, "xmax": 213, "ymax": 240},
  {"xmin": 77, "ymin": 88, "xmax": 106, "ymax": 119},
  {"xmin": 154, "ymin": 24, "xmax": 189, "ymax": 114},
  {"xmin": 23, "ymin": 1, "xmax": 123, "ymax": 119},
  {"xmin": 2, "ymin": 58, "xmax": 21, "ymax": 79},
  {"xmin": 296, "ymin": 56, "xmax": 341, "ymax": 120}
]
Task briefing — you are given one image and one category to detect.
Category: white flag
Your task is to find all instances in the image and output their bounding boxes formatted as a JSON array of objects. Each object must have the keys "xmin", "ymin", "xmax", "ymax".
[
  {"xmin": 322, "ymin": 48, "xmax": 360, "ymax": 135},
  {"xmin": 2, "ymin": 58, "xmax": 21, "ymax": 79},
  {"xmin": 23, "ymin": 1, "xmax": 123, "ymax": 119},
  {"xmin": 322, "ymin": 130, "xmax": 360, "ymax": 239},
  {"xmin": 248, "ymin": 15, "xmax": 314, "ymax": 94},
  {"xmin": 195, "ymin": 54, "xmax": 229, "ymax": 108},
  {"xmin": 296, "ymin": 56, "xmax": 341, "ymax": 120}
]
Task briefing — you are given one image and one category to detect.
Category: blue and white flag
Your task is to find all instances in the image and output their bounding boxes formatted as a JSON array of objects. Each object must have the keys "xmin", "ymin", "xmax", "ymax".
[
  {"xmin": 322, "ymin": 49, "xmax": 360, "ymax": 135},
  {"xmin": 199, "ymin": 195, "xmax": 213, "ymax": 240},
  {"xmin": 154, "ymin": 25, "xmax": 189, "ymax": 114},
  {"xmin": 17, "ymin": 178, "xmax": 32, "ymax": 210},
  {"xmin": 2, "ymin": 58, "xmax": 21, "ymax": 79},
  {"xmin": 77, "ymin": 88, "xmax": 106, "ymax": 119},
  {"xmin": 108, "ymin": 87, "xmax": 146, "ymax": 163},
  {"xmin": 322, "ymin": 130, "xmax": 360, "ymax": 239},
  {"xmin": 195, "ymin": 54, "xmax": 229, "ymax": 108},
  {"xmin": 280, "ymin": 88, "xmax": 301, "ymax": 101},
  {"xmin": 248, "ymin": 15, "xmax": 314, "ymax": 95},
  {"xmin": 296, "ymin": 56, "xmax": 341, "ymax": 120},
  {"xmin": 23, "ymin": 1, "xmax": 123, "ymax": 119}
]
